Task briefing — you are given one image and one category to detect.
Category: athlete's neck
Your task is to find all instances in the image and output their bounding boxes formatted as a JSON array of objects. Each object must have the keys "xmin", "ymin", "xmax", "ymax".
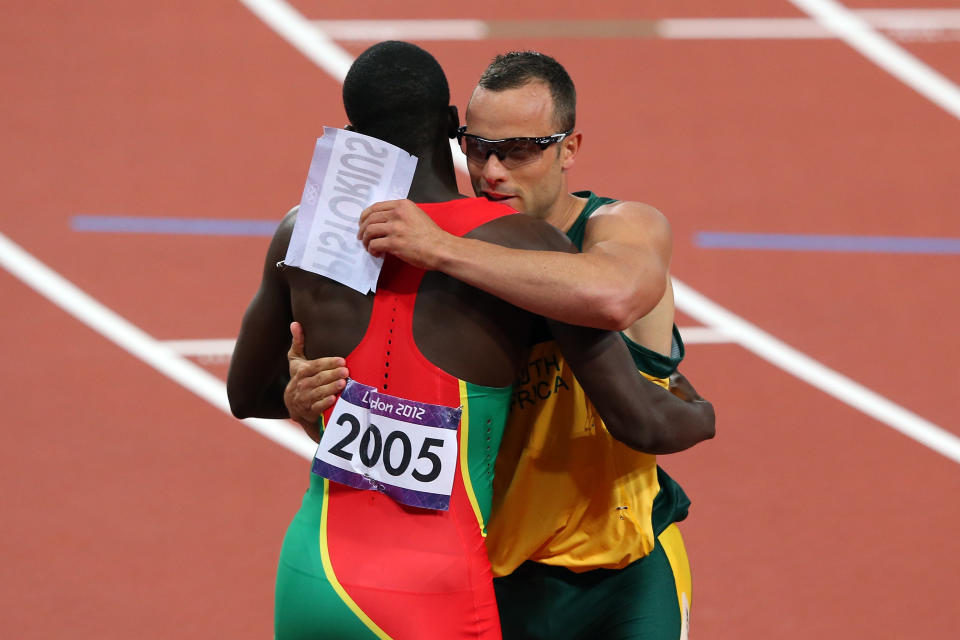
[
  {"xmin": 407, "ymin": 143, "xmax": 465, "ymax": 203},
  {"xmin": 546, "ymin": 192, "xmax": 588, "ymax": 234}
]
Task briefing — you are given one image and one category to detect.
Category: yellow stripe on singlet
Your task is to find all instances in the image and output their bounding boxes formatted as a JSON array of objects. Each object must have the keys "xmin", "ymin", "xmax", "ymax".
[
  {"xmin": 458, "ymin": 379, "xmax": 487, "ymax": 536},
  {"xmin": 317, "ymin": 477, "xmax": 393, "ymax": 640}
]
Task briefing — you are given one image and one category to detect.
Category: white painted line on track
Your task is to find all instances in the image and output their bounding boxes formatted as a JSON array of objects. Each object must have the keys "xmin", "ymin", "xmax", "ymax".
[
  {"xmin": 313, "ymin": 19, "xmax": 487, "ymax": 41},
  {"xmin": 243, "ymin": 0, "xmax": 959, "ymax": 464},
  {"xmin": 789, "ymin": 0, "xmax": 960, "ymax": 120},
  {"xmin": 673, "ymin": 278, "xmax": 960, "ymax": 464},
  {"xmin": 0, "ymin": 231, "xmax": 316, "ymax": 461},
  {"xmin": 858, "ymin": 9, "xmax": 960, "ymax": 29},
  {"xmin": 657, "ymin": 18, "xmax": 832, "ymax": 39},
  {"xmin": 677, "ymin": 326, "xmax": 733, "ymax": 345},
  {"xmin": 164, "ymin": 338, "xmax": 238, "ymax": 357},
  {"xmin": 309, "ymin": 12, "xmax": 960, "ymax": 42},
  {"xmin": 244, "ymin": 1, "xmax": 471, "ymax": 175},
  {"xmin": 238, "ymin": 0, "xmax": 352, "ymax": 82}
]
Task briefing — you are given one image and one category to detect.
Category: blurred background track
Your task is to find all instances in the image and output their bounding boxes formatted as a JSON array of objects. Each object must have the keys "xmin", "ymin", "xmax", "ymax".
[{"xmin": 2, "ymin": 1, "xmax": 957, "ymax": 637}]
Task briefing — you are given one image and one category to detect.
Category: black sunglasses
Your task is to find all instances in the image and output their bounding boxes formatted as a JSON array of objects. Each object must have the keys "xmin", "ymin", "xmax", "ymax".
[{"xmin": 457, "ymin": 126, "xmax": 573, "ymax": 169}]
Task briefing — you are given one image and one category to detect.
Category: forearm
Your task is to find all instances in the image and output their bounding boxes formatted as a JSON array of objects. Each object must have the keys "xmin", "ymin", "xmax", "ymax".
[
  {"xmin": 435, "ymin": 235, "xmax": 652, "ymax": 330},
  {"xmin": 616, "ymin": 394, "xmax": 715, "ymax": 454},
  {"xmin": 552, "ymin": 322, "xmax": 715, "ymax": 454}
]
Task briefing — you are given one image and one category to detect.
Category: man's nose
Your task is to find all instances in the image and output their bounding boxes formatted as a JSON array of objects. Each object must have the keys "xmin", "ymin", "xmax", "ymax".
[{"xmin": 480, "ymin": 153, "xmax": 508, "ymax": 184}]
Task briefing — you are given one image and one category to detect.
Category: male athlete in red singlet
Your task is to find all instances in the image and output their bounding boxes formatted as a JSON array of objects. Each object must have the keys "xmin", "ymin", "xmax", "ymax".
[{"xmin": 227, "ymin": 41, "xmax": 715, "ymax": 640}]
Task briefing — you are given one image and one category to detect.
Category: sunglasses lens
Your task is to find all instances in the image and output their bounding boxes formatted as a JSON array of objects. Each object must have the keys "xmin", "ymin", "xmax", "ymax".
[
  {"xmin": 462, "ymin": 137, "xmax": 488, "ymax": 164},
  {"xmin": 500, "ymin": 140, "xmax": 541, "ymax": 168},
  {"xmin": 462, "ymin": 136, "xmax": 543, "ymax": 168}
]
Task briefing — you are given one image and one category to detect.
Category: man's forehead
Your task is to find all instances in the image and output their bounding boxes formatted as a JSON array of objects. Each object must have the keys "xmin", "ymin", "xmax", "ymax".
[{"xmin": 465, "ymin": 82, "xmax": 557, "ymax": 137}]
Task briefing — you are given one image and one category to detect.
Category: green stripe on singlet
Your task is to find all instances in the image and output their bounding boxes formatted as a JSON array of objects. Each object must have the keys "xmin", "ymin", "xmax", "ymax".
[{"xmin": 460, "ymin": 381, "xmax": 514, "ymax": 533}]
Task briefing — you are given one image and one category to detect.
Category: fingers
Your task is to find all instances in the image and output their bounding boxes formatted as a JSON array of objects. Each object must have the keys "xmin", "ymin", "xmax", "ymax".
[
  {"xmin": 359, "ymin": 200, "xmax": 404, "ymax": 226},
  {"xmin": 288, "ymin": 321, "xmax": 306, "ymax": 360},
  {"xmin": 298, "ymin": 363, "xmax": 349, "ymax": 388},
  {"xmin": 291, "ymin": 356, "xmax": 348, "ymax": 380},
  {"xmin": 309, "ymin": 391, "xmax": 340, "ymax": 415},
  {"xmin": 358, "ymin": 220, "xmax": 392, "ymax": 252},
  {"xmin": 291, "ymin": 369, "xmax": 348, "ymax": 418},
  {"xmin": 284, "ymin": 360, "xmax": 349, "ymax": 426}
]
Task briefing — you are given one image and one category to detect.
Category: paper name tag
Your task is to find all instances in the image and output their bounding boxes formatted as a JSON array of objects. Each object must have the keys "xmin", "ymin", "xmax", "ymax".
[
  {"xmin": 284, "ymin": 127, "xmax": 418, "ymax": 294},
  {"xmin": 312, "ymin": 379, "xmax": 462, "ymax": 511}
]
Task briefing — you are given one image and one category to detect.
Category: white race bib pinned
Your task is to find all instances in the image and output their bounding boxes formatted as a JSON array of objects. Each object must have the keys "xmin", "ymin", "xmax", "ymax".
[{"xmin": 312, "ymin": 379, "xmax": 462, "ymax": 511}]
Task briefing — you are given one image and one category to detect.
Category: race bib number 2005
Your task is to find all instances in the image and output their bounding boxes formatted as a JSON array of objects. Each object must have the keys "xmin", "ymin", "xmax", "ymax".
[{"xmin": 312, "ymin": 379, "xmax": 462, "ymax": 511}]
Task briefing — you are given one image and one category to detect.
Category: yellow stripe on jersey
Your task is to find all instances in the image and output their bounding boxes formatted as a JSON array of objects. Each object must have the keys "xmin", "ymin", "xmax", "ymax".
[
  {"xmin": 458, "ymin": 380, "xmax": 488, "ymax": 536},
  {"xmin": 317, "ymin": 478, "xmax": 393, "ymax": 640}
]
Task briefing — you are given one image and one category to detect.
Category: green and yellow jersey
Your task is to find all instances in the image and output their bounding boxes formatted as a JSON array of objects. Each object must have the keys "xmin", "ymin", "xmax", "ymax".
[{"xmin": 486, "ymin": 191, "xmax": 690, "ymax": 576}]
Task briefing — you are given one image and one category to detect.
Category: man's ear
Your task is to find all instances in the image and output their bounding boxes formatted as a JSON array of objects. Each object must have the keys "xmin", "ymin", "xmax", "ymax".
[
  {"xmin": 561, "ymin": 131, "xmax": 582, "ymax": 171},
  {"xmin": 447, "ymin": 105, "xmax": 460, "ymax": 139}
]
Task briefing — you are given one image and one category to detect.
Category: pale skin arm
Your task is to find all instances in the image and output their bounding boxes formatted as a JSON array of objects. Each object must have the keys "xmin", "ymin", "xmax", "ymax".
[
  {"xmin": 358, "ymin": 199, "xmax": 671, "ymax": 331},
  {"xmin": 283, "ymin": 321, "xmax": 348, "ymax": 442}
]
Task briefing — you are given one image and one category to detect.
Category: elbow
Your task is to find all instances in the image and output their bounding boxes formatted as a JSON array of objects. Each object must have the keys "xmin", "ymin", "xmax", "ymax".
[
  {"xmin": 590, "ymin": 285, "xmax": 663, "ymax": 331},
  {"xmin": 226, "ymin": 377, "xmax": 255, "ymax": 420},
  {"xmin": 589, "ymin": 296, "xmax": 641, "ymax": 331},
  {"xmin": 699, "ymin": 401, "xmax": 717, "ymax": 442},
  {"xmin": 227, "ymin": 392, "xmax": 252, "ymax": 420}
]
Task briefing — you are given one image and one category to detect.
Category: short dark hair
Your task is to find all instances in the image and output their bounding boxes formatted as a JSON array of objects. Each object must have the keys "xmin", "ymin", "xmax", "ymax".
[
  {"xmin": 477, "ymin": 51, "xmax": 576, "ymax": 132},
  {"xmin": 342, "ymin": 41, "xmax": 450, "ymax": 153}
]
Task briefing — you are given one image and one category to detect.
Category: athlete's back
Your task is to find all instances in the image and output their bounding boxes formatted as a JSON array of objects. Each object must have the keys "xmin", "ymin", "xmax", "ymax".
[{"xmin": 268, "ymin": 197, "xmax": 581, "ymax": 640}]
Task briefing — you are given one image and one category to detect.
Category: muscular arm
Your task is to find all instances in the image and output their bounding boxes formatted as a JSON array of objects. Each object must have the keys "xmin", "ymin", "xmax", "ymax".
[
  {"xmin": 550, "ymin": 320, "xmax": 715, "ymax": 454},
  {"xmin": 226, "ymin": 209, "xmax": 297, "ymax": 420},
  {"xmin": 363, "ymin": 212, "xmax": 709, "ymax": 453},
  {"xmin": 359, "ymin": 199, "xmax": 671, "ymax": 330},
  {"xmin": 447, "ymin": 215, "xmax": 712, "ymax": 453}
]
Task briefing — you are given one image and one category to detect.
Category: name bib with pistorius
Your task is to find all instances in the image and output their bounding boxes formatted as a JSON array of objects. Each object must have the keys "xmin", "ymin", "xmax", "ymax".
[{"xmin": 312, "ymin": 379, "xmax": 462, "ymax": 511}]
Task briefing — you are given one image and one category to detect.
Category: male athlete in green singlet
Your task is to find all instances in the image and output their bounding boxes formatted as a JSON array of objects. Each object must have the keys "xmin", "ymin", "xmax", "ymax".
[{"xmin": 286, "ymin": 50, "xmax": 710, "ymax": 639}]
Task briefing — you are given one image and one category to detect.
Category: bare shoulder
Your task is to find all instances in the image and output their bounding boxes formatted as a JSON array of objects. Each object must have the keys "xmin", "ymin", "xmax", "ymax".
[
  {"xmin": 466, "ymin": 213, "xmax": 577, "ymax": 254},
  {"xmin": 276, "ymin": 205, "xmax": 298, "ymax": 237},
  {"xmin": 584, "ymin": 199, "xmax": 672, "ymax": 249},
  {"xmin": 268, "ymin": 205, "xmax": 299, "ymax": 262},
  {"xmin": 589, "ymin": 199, "xmax": 670, "ymax": 232}
]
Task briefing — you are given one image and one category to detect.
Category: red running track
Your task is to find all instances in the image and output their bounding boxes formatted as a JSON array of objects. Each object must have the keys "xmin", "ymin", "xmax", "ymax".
[{"xmin": 1, "ymin": 1, "xmax": 957, "ymax": 637}]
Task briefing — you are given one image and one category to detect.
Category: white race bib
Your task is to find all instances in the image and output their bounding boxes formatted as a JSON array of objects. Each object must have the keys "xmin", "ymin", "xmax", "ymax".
[{"xmin": 312, "ymin": 379, "xmax": 462, "ymax": 511}]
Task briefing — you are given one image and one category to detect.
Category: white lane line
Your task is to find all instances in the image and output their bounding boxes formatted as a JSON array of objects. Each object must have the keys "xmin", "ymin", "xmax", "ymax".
[
  {"xmin": 673, "ymin": 278, "xmax": 960, "ymax": 464},
  {"xmin": 677, "ymin": 326, "xmax": 733, "ymax": 345},
  {"xmin": 0, "ymin": 231, "xmax": 316, "ymax": 461},
  {"xmin": 312, "ymin": 19, "xmax": 487, "ymax": 41},
  {"xmin": 657, "ymin": 18, "xmax": 832, "ymax": 39},
  {"xmin": 238, "ymin": 0, "xmax": 352, "ymax": 82},
  {"xmin": 309, "ymin": 12, "xmax": 960, "ymax": 42},
  {"xmin": 789, "ymin": 0, "xmax": 960, "ymax": 120},
  {"xmin": 243, "ymin": 1, "xmax": 471, "ymax": 176},
  {"xmin": 858, "ymin": 9, "xmax": 960, "ymax": 29},
  {"xmin": 164, "ymin": 338, "xmax": 238, "ymax": 357},
  {"xmin": 241, "ymin": 0, "xmax": 958, "ymax": 465}
]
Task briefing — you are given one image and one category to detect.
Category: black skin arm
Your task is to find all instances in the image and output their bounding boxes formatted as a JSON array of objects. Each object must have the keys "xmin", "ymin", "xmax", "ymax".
[
  {"xmin": 226, "ymin": 209, "xmax": 296, "ymax": 420},
  {"xmin": 469, "ymin": 215, "xmax": 716, "ymax": 454},
  {"xmin": 550, "ymin": 321, "xmax": 715, "ymax": 454}
]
